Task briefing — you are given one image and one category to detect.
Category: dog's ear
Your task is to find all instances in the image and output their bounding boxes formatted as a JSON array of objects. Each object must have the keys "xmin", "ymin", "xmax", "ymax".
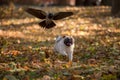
[
  {"xmin": 63, "ymin": 36, "xmax": 66, "ymax": 38},
  {"xmin": 55, "ymin": 36, "xmax": 62, "ymax": 42}
]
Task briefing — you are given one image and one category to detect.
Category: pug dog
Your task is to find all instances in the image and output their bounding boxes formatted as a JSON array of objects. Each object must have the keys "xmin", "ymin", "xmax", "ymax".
[{"xmin": 54, "ymin": 36, "xmax": 75, "ymax": 65}]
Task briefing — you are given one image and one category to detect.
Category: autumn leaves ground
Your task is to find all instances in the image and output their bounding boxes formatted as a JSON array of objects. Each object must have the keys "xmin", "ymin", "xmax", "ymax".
[{"xmin": 0, "ymin": 6, "xmax": 120, "ymax": 80}]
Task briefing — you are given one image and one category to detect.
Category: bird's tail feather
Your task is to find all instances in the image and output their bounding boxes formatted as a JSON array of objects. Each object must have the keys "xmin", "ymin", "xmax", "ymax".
[{"xmin": 39, "ymin": 20, "xmax": 56, "ymax": 29}]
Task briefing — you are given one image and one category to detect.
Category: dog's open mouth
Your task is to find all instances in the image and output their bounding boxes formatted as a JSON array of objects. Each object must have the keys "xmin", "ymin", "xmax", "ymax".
[{"xmin": 66, "ymin": 42, "xmax": 72, "ymax": 46}]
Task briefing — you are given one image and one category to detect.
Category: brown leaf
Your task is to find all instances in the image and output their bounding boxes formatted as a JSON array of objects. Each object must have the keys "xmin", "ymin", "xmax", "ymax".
[
  {"xmin": 42, "ymin": 75, "xmax": 51, "ymax": 80},
  {"xmin": 23, "ymin": 75, "xmax": 30, "ymax": 80}
]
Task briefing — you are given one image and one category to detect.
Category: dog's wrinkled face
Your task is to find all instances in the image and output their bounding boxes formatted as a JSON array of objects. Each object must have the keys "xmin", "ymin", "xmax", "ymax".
[{"xmin": 64, "ymin": 36, "xmax": 74, "ymax": 46}]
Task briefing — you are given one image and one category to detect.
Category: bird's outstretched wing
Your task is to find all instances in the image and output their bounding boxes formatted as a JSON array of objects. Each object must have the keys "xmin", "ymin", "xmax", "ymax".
[
  {"xmin": 53, "ymin": 12, "xmax": 73, "ymax": 20},
  {"xmin": 25, "ymin": 8, "xmax": 46, "ymax": 19}
]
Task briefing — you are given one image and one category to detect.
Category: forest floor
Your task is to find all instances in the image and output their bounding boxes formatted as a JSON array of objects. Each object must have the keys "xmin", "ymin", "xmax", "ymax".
[{"xmin": 0, "ymin": 6, "xmax": 120, "ymax": 80}]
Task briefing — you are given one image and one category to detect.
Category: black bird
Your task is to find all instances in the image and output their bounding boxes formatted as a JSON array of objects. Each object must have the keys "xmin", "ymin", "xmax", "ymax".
[{"xmin": 25, "ymin": 8, "xmax": 73, "ymax": 29}]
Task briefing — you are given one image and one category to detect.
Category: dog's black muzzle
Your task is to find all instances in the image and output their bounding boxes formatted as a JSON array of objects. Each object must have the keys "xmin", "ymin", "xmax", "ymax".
[{"xmin": 64, "ymin": 37, "xmax": 73, "ymax": 47}]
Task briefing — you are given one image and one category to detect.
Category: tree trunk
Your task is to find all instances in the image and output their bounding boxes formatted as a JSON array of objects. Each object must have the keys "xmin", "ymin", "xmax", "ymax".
[
  {"xmin": 57, "ymin": 0, "xmax": 68, "ymax": 5},
  {"xmin": 69, "ymin": 0, "xmax": 76, "ymax": 6},
  {"xmin": 111, "ymin": 0, "xmax": 120, "ymax": 16},
  {"xmin": 76, "ymin": 0, "xmax": 84, "ymax": 6},
  {"xmin": 56, "ymin": 0, "xmax": 75, "ymax": 6},
  {"xmin": 101, "ymin": 0, "xmax": 112, "ymax": 6}
]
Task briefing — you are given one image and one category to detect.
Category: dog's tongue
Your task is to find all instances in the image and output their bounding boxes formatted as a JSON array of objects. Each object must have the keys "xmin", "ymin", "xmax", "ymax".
[{"xmin": 67, "ymin": 43, "xmax": 71, "ymax": 46}]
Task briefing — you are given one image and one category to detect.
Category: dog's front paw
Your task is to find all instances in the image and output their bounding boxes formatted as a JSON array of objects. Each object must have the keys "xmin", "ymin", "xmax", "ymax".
[{"xmin": 65, "ymin": 61, "xmax": 72, "ymax": 68}]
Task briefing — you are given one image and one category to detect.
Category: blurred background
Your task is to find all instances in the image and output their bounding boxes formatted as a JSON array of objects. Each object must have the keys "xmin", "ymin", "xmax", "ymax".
[
  {"xmin": 0, "ymin": 0, "xmax": 112, "ymax": 6},
  {"xmin": 0, "ymin": 0, "xmax": 120, "ymax": 80},
  {"xmin": 0, "ymin": 0, "xmax": 119, "ymax": 19}
]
